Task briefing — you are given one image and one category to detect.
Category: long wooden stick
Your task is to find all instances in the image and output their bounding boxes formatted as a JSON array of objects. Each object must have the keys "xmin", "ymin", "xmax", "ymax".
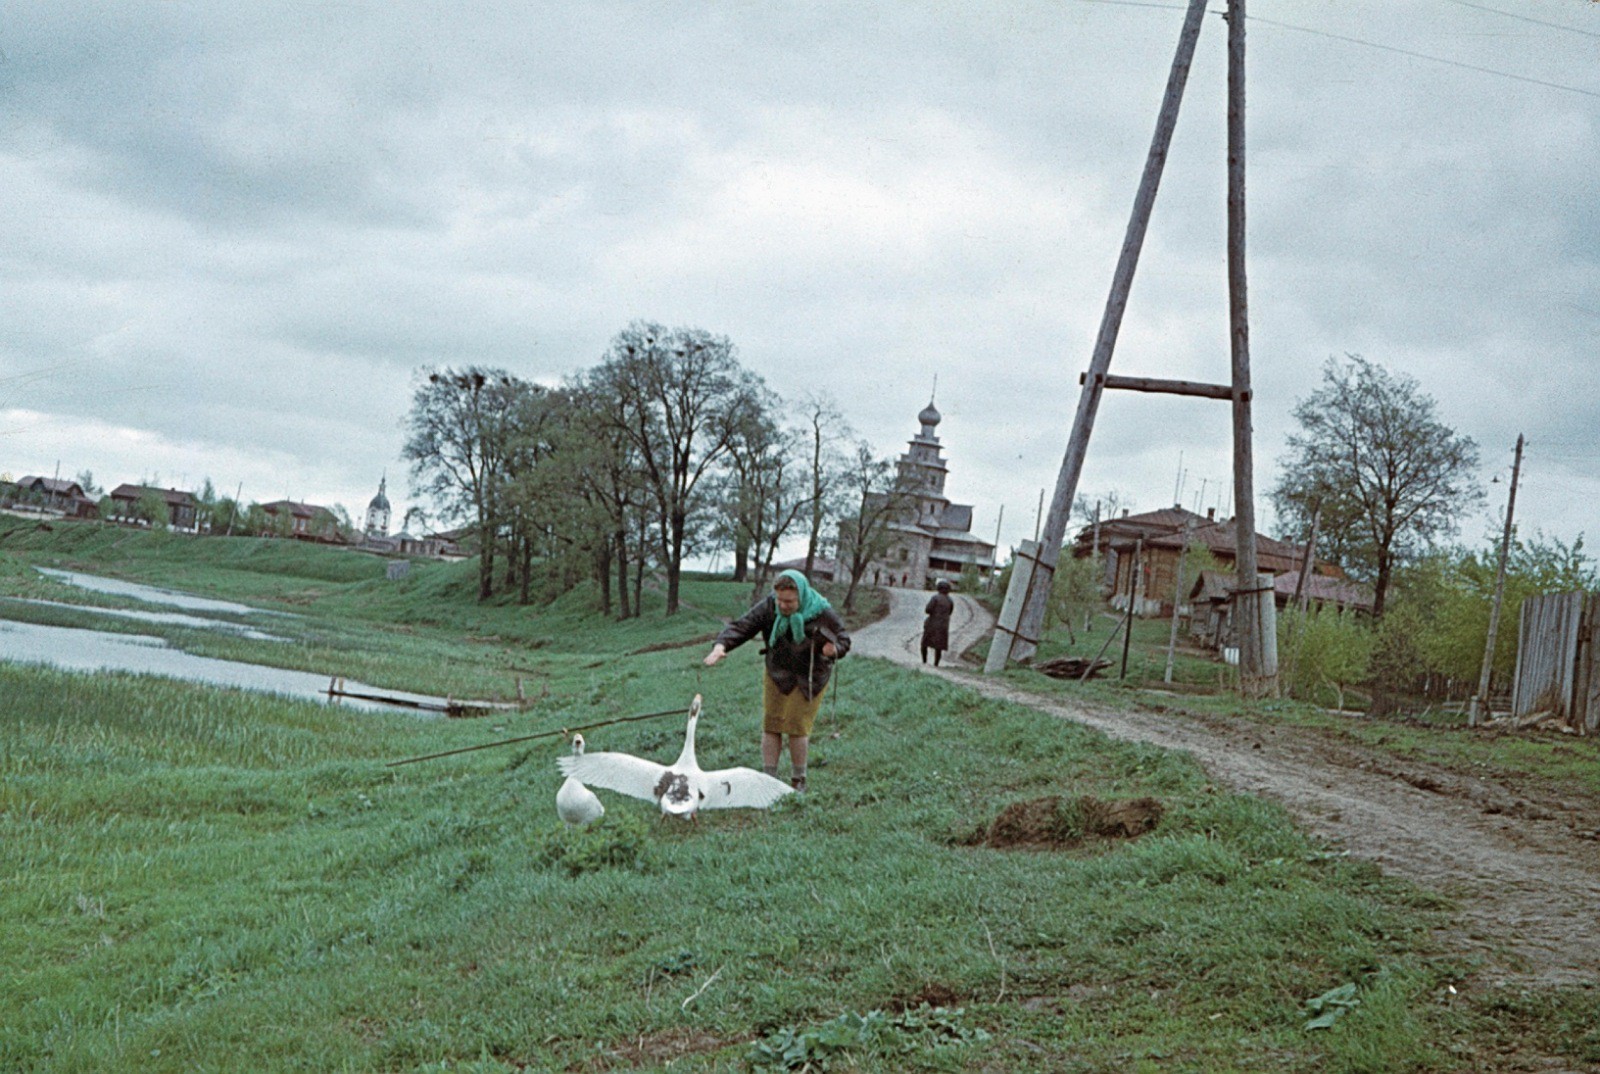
[{"xmin": 385, "ymin": 706, "xmax": 692, "ymax": 767}]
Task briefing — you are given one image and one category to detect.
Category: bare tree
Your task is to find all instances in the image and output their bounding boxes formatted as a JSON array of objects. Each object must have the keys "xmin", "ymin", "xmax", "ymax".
[
  {"xmin": 799, "ymin": 392, "xmax": 854, "ymax": 576},
  {"xmin": 723, "ymin": 412, "xmax": 810, "ymax": 601},
  {"xmin": 835, "ymin": 442, "xmax": 919, "ymax": 612}
]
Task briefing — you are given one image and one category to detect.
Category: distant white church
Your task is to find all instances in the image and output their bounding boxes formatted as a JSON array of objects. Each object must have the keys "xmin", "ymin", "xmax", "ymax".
[
  {"xmin": 844, "ymin": 398, "xmax": 997, "ymax": 590},
  {"xmin": 365, "ymin": 476, "xmax": 391, "ymax": 538}
]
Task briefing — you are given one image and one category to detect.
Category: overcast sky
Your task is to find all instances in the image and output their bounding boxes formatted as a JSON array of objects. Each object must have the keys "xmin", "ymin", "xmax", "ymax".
[{"xmin": 3, "ymin": 1, "xmax": 1597, "ymax": 564}]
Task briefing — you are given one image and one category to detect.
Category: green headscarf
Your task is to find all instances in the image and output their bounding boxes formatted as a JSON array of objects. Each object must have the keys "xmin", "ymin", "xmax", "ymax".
[{"xmin": 769, "ymin": 569, "xmax": 832, "ymax": 645}]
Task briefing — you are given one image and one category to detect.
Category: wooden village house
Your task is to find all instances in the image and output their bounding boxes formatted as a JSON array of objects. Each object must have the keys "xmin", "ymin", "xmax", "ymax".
[
  {"xmin": 260, "ymin": 500, "xmax": 343, "ymax": 542},
  {"xmin": 1073, "ymin": 504, "xmax": 1373, "ymax": 649},
  {"xmin": 12, "ymin": 475, "xmax": 98, "ymax": 518},
  {"xmin": 108, "ymin": 484, "xmax": 199, "ymax": 532},
  {"xmin": 1190, "ymin": 568, "xmax": 1376, "ymax": 650}
]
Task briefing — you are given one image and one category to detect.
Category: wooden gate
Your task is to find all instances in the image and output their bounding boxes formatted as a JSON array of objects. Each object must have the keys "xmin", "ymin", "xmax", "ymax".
[{"xmin": 1511, "ymin": 591, "xmax": 1600, "ymax": 734}]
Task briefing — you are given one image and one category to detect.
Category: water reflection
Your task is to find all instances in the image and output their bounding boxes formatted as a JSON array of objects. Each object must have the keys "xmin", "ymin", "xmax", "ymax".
[
  {"xmin": 4, "ymin": 598, "xmax": 285, "ymax": 641},
  {"xmin": 35, "ymin": 567, "xmax": 286, "ymax": 617},
  {"xmin": 0, "ymin": 618, "xmax": 446, "ymax": 717}
]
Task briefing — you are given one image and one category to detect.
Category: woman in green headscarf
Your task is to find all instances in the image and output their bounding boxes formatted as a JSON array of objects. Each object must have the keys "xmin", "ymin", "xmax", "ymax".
[{"xmin": 704, "ymin": 570, "xmax": 851, "ymax": 792}]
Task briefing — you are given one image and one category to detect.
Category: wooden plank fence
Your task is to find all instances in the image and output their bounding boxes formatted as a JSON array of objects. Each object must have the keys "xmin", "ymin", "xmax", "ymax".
[{"xmin": 1511, "ymin": 591, "xmax": 1600, "ymax": 734}]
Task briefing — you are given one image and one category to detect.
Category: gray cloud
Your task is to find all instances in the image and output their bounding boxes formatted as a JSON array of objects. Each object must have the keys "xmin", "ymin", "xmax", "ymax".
[{"xmin": 2, "ymin": 0, "xmax": 1597, "ymax": 554}]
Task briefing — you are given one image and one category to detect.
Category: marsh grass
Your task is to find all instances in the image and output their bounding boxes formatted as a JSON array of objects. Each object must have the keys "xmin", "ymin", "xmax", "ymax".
[{"xmin": 0, "ymin": 527, "xmax": 1593, "ymax": 1070}]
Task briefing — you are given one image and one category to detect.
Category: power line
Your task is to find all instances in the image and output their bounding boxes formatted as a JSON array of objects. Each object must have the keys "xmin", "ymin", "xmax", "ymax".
[
  {"xmin": 1073, "ymin": 1, "xmax": 1600, "ymax": 100},
  {"xmin": 1248, "ymin": 13, "xmax": 1600, "ymax": 100},
  {"xmin": 1440, "ymin": 0, "xmax": 1600, "ymax": 39}
]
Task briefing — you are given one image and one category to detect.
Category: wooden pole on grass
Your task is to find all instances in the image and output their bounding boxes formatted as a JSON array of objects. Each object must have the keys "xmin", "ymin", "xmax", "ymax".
[
  {"xmin": 985, "ymin": 0, "xmax": 1211, "ymax": 673},
  {"xmin": 1470, "ymin": 433, "xmax": 1523, "ymax": 726}
]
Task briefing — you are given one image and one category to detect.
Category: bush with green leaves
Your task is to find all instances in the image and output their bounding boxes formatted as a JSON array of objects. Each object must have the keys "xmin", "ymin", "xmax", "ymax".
[{"xmin": 1278, "ymin": 605, "xmax": 1374, "ymax": 710}]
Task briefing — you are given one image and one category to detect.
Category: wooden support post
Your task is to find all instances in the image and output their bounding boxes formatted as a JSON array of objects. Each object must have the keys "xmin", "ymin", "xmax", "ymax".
[
  {"xmin": 1291, "ymin": 502, "xmax": 1320, "ymax": 612},
  {"xmin": 1121, "ymin": 539, "xmax": 1143, "ymax": 679},
  {"xmin": 1226, "ymin": 0, "xmax": 1277, "ymax": 697},
  {"xmin": 986, "ymin": 0, "xmax": 1210, "ymax": 673},
  {"xmin": 989, "ymin": 540, "xmax": 1042, "ymax": 668},
  {"xmin": 1470, "ymin": 433, "xmax": 1523, "ymax": 726},
  {"xmin": 1164, "ymin": 521, "xmax": 1193, "ymax": 684}
]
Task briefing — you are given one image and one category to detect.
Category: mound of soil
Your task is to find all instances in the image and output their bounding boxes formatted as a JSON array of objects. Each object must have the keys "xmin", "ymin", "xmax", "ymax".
[{"xmin": 984, "ymin": 795, "xmax": 1164, "ymax": 849}]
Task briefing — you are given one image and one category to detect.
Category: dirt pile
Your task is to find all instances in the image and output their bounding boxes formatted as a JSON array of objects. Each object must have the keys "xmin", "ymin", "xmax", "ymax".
[{"xmin": 983, "ymin": 795, "xmax": 1164, "ymax": 849}]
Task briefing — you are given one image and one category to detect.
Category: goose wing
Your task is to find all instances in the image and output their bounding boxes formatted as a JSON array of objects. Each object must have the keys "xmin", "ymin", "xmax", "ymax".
[
  {"xmin": 697, "ymin": 766, "xmax": 794, "ymax": 810},
  {"xmin": 559, "ymin": 752, "xmax": 668, "ymax": 804}
]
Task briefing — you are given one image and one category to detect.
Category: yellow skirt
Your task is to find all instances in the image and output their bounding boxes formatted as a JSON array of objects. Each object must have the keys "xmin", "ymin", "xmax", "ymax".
[{"xmin": 763, "ymin": 675, "xmax": 826, "ymax": 736}]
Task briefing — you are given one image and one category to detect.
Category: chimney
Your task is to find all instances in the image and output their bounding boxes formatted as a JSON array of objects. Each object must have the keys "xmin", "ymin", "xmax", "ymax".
[
  {"xmin": 1206, "ymin": 507, "xmax": 1215, "ymax": 520},
  {"xmin": 1120, "ymin": 508, "xmax": 1129, "ymax": 518}
]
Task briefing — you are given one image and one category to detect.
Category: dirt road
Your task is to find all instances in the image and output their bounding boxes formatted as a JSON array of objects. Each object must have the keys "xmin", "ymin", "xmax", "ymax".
[{"xmin": 853, "ymin": 587, "xmax": 1600, "ymax": 989}]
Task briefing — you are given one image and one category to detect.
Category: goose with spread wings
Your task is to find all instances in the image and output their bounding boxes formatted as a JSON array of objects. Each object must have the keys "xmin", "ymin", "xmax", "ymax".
[{"xmin": 557, "ymin": 695, "xmax": 792, "ymax": 819}]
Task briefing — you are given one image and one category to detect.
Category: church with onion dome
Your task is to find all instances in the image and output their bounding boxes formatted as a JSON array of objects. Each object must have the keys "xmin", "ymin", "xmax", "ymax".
[{"xmin": 846, "ymin": 397, "xmax": 998, "ymax": 590}]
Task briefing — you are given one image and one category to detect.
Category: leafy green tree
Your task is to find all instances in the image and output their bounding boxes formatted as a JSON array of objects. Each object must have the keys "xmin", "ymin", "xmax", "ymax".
[
  {"xmin": 1274, "ymin": 356, "xmax": 1481, "ymax": 616},
  {"xmin": 1278, "ymin": 605, "xmax": 1374, "ymax": 710},
  {"xmin": 135, "ymin": 488, "xmax": 170, "ymax": 530},
  {"xmin": 590, "ymin": 322, "xmax": 768, "ymax": 614},
  {"xmin": 1046, "ymin": 552, "xmax": 1104, "ymax": 644},
  {"xmin": 558, "ymin": 375, "xmax": 654, "ymax": 619},
  {"xmin": 1408, "ymin": 532, "xmax": 1598, "ymax": 698},
  {"xmin": 403, "ymin": 367, "xmax": 525, "ymax": 601}
]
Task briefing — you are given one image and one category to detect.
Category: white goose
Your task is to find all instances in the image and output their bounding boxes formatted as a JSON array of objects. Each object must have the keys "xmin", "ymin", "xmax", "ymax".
[
  {"xmin": 558, "ymin": 695, "xmax": 792, "ymax": 820},
  {"xmin": 555, "ymin": 734, "xmax": 605, "ymax": 827}
]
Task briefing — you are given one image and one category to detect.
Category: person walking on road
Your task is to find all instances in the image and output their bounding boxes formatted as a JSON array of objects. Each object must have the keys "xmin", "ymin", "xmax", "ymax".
[
  {"xmin": 921, "ymin": 579, "xmax": 954, "ymax": 666},
  {"xmin": 703, "ymin": 570, "xmax": 850, "ymax": 792}
]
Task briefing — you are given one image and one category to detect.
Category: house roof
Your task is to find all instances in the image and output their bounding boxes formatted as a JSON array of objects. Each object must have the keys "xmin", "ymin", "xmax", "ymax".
[
  {"xmin": 1137, "ymin": 520, "xmax": 1306, "ymax": 572},
  {"xmin": 1189, "ymin": 567, "xmax": 1375, "ymax": 614},
  {"xmin": 261, "ymin": 500, "xmax": 331, "ymax": 519},
  {"xmin": 1272, "ymin": 570, "xmax": 1376, "ymax": 613},
  {"xmin": 17, "ymin": 476, "xmax": 85, "ymax": 496},
  {"xmin": 1075, "ymin": 505, "xmax": 1212, "ymax": 549},
  {"xmin": 110, "ymin": 484, "xmax": 196, "ymax": 506},
  {"xmin": 942, "ymin": 503, "xmax": 974, "ymax": 532}
]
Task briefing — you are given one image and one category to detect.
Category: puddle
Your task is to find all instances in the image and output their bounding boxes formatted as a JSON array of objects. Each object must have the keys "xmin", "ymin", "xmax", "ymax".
[
  {"xmin": 35, "ymin": 567, "xmax": 287, "ymax": 617},
  {"xmin": 4, "ymin": 598, "xmax": 285, "ymax": 641},
  {"xmin": 0, "ymin": 618, "xmax": 447, "ymax": 716}
]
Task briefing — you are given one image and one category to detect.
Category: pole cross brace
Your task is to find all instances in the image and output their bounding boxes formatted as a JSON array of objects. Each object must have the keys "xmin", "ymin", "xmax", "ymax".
[{"xmin": 1081, "ymin": 371, "xmax": 1247, "ymax": 403}]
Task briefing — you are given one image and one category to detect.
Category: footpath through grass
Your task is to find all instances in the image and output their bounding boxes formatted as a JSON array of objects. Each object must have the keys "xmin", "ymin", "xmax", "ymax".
[{"xmin": 0, "ymin": 523, "xmax": 1593, "ymax": 1071}]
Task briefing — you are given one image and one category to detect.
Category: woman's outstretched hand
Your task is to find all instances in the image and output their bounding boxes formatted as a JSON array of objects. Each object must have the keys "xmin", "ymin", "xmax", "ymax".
[{"xmin": 703, "ymin": 644, "xmax": 727, "ymax": 667}]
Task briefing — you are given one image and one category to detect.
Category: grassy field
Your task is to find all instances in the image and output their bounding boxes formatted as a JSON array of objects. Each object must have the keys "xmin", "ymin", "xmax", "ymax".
[{"xmin": 1, "ymin": 521, "xmax": 1594, "ymax": 1071}]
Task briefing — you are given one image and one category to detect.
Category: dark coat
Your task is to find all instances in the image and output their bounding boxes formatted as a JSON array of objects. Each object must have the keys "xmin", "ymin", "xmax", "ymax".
[
  {"xmin": 922, "ymin": 592, "xmax": 955, "ymax": 650},
  {"xmin": 716, "ymin": 596, "xmax": 851, "ymax": 700}
]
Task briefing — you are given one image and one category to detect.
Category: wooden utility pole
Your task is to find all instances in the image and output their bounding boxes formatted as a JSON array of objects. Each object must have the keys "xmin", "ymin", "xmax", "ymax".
[
  {"xmin": 1164, "ymin": 520, "xmax": 1194, "ymax": 683},
  {"xmin": 1226, "ymin": 0, "xmax": 1277, "ymax": 697},
  {"xmin": 1470, "ymin": 433, "xmax": 1524, "ymax": 726},
  {"xmin": 1291, "ymin": 501, "xmax": 1320, "ymax": 612},
  {"xmin": 985, "ymin": 0, "xmax": 1210, "ymax": 673},
  {"xmin": 1121, "ymin": 539, "xmax": 1143, "ymax": 679}
]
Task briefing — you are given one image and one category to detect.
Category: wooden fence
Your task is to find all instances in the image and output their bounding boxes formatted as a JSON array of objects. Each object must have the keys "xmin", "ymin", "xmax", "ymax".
[{"xmin": 1511, "ymin": 591, "xmax": 1600, "ymax": 734}]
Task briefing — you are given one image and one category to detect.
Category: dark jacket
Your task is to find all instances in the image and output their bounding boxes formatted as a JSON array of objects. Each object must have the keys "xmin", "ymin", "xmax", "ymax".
[
  {"xmin": 922, "ymin": 592, "xmax": 955, "ymax": 649},
  {"xmin": 716, "ymin": 596, "xmax": 851, "ymax": 700}
]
